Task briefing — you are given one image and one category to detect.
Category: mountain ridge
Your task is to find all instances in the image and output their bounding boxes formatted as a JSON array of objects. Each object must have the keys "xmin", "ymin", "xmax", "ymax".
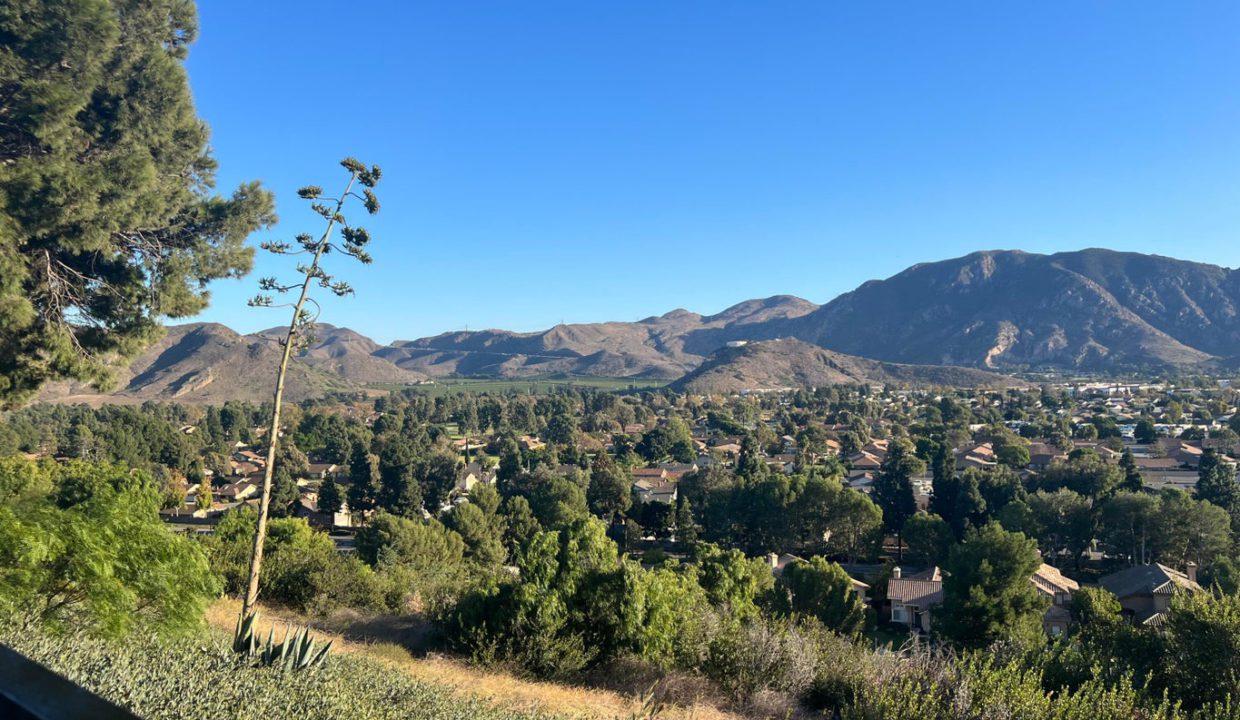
[
  {"xmin": 36, "ymin": 249, "xmax": 1240, "ymax": 403},
  {"xmin": 791, "ymin": 248, "xmax": 1238, "ymax": 370}
]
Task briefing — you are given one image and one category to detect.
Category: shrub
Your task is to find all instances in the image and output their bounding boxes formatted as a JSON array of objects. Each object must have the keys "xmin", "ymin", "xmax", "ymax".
[
  {"xmin": 203, "ymin": 510, "xmax": 386, "ymax": 614},
  {"xmin": 0, "ymin": 457, "xmax": 219, "ymax": 637}
]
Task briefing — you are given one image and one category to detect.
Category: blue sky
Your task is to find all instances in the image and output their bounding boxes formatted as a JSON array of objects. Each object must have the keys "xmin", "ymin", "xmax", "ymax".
[{"xmin": 185, "ymin": 2, "xmax": 1240, "ymax": 343}]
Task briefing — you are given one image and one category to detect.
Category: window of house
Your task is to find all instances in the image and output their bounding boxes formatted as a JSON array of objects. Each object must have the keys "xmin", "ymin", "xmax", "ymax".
[{"xmin": 892, "ymin": 606, "xmax": 908, "ymax": 622}]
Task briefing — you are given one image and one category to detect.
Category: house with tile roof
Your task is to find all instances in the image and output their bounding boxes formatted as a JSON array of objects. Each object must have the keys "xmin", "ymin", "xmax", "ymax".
[
  {"xmin": 889, "ymin": 563, "xmax": 1082, "ymax": 636},
  {"xmin": 887, "ymin": 566, "xmax": 943, "ymax": 633},
  {"xmin": 633, "ymin": 475, "xmax": 678, "ymax": 504},
  {"xmin": 1097, "ymin": 562, "xmax": 1201, "ymax": 627},
  {"xmin": 1032, "ymin": 563, "xmax": 1080, "ymax": 637}
]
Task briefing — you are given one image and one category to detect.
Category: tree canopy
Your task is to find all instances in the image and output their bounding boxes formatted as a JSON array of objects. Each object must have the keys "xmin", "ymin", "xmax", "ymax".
[{"xmin": 0, "ymin": 0, "xmax": 275, "ymax": 406}]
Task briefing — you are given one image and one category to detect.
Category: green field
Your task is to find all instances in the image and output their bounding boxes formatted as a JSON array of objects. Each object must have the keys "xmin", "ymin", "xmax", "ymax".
[{"xmin": 371, "ymin": 376, "xmax": 671, "ymax": 396}]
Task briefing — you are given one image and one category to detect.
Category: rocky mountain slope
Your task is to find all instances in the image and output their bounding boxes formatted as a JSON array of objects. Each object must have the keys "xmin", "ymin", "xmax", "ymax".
[
  {"xmin": 672, "ymin": 338, "xmax": 1013, "ymax": 393},
  {"xmin": 793, "ymin": 249, "xmax": 1238, "ymax": 371}
]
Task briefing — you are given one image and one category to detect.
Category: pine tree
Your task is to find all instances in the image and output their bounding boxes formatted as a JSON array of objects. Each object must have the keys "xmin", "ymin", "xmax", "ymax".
[
  {"xmin": 675, "ymin": 496, "xmax": 699, "ymax": 548},
  {"xmin": 936, "ymin": 523, "xmax": 1046, "ymax": 650},
  {"xmin": 317, "ymin": 478, "xmax": 343, "ymax": 516},
  {"xmin": 951, "ymin": 471, "xmax": 987, "ymax": 538},
  {"xmin": 0, "ymin": 1, "xmax": 275, "ymax": 406},
  {"xmin": 587, "ymin": 451, "xmax": 631, "ymax": 523},
  {"xmin": 1119, "ymin": 449, "xmax": 1144, "ymax": 493},
  {"xmin": 1198, "ymin": 449, "xmax": 1240, "ymax": 526},
  {"xmin": 929, "ymin": 441, "xmax": 963, "ymax": 531}
]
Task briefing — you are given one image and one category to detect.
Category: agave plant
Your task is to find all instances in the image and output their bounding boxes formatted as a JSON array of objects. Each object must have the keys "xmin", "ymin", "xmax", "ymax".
[{"xmin": 232, "ymin": 612, "xmax": 332, "ymax": 671}]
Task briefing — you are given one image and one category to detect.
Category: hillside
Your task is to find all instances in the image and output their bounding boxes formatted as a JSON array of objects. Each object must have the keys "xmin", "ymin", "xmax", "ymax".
[
  {"xmin": 258, "ymin": 324, "xmax": 428, "ymax": 385},
  {"xmin": 38, "ymin": 323, "xmax": 424, "ymax": 404},
  {"xmin": 375, "ymin": 295, "xmax": 818, "ymax": 379},
  {"xmin": 791, "ymin": 249, "xmax": 1239, "ymax": 371},
  {"xmin": 672, "ymin": 338, "xmax": 1013, "ymax": 393}
]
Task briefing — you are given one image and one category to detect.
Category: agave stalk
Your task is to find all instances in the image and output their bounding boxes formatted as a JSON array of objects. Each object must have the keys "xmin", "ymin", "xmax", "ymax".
[{"xmin": 241, "ymin": 159, "xmax": 380, "ymax": 619}]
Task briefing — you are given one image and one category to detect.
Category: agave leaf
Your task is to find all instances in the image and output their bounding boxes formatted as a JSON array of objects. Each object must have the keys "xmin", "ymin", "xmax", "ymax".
[
  {"xmin": 299, "ymin": 637, "xmax": 316, "ymax": 671},
  {"xmin": 310, "ymin": 640, "xmax": 332, "ymax": 668}
]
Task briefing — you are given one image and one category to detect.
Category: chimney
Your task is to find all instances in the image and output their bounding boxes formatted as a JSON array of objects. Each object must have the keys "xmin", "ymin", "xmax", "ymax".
[
  {"xmin": 1186, "ymin": 561, "xmax": 1198, "ymax": 583},
  {"xmin": 892, "ymin": 566, "xmax": 902, "ymax": 579},
  {"xmin": 767, "ymin": 552, "xmax": 779, "ymax": 569}
]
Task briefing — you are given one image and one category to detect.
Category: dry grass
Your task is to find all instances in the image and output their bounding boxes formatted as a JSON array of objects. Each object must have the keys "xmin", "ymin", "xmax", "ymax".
[{"xmin": 207, "ymin": 598, "xmax": 742, "ymax": 720}]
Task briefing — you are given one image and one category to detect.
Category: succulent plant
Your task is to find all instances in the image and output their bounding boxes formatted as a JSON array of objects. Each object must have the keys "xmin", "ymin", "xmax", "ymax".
[{"xmin": 232, "ymin": 612, "xmax": 332, "ymax": 671}]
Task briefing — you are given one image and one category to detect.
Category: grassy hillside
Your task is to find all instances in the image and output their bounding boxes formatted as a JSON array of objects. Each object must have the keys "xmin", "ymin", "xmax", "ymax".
[
  {"xmin": 200, "ymin": 599, "xmax": 736, "ymax": 720},
  {"xmin": 0, "ymin": 597, "xmax": 734, "ymax": 720}
]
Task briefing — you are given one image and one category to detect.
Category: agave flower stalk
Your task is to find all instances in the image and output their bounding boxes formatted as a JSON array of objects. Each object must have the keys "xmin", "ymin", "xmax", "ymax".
[{"xmin": 241, "ymin": 158, "xmax": 381, "ymax": 620}]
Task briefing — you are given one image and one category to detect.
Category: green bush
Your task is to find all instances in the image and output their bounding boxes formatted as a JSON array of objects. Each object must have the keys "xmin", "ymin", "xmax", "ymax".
[
  {"xmin": 202, "ymin": 509, "xmax": 387, "ymax": 615},
  {"xmin": 0, "ymin": 457, "xmax": 219, "ymax": 637}
]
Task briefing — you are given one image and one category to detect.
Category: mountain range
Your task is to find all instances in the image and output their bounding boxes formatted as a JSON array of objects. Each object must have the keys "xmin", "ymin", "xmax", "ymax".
[{"xmin": 39, "ymin": 249, "xmax": 1240, "ymax": 403}]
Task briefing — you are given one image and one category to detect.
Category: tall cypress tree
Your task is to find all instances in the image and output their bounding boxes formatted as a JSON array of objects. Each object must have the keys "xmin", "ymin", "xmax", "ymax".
[
  {"xmin": 1198, "ymin": 449, "xmax": 1240, "ymax": 526},
  {"xmin": 1119, "ymin": 449, "xmax": 1144, "ymax": 493},
  {"xmin": 872, "ymin": 438, "xmax": 924, "ymax": 561},
  {"xmin": 348, "ymin": 444, "xmax": 381, "ymax": 517},
  {"xmin": 317, "ymin": 478, "xmax": 343, "ymax": 516}
]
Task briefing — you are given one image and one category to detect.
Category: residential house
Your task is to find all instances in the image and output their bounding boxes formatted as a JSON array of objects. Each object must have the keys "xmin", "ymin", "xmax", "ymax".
[
  {"xmin": 848, "ymin": 472, "xmax": 876, "ymax": 493},
  {"xmin": 1097, "ymin": 446, "xmax": 1124, "ymax": 463},
  {"xmin": 1166, "ymin": 441, "xmax": 1205, "ymax": 469},
  {"xmin": 233, "ymin": 449, "xmax": 265, "ymax": 465},
  {"xmin": 633, "ymin": 472, "xmax": 677, "ymax": 504},
  {"xmin": 1028, "ymin": 442, "xmax": 1067, "ymax": 471},
  {"xmin": 887, "ymin": 566, "xmax": 943, "ymax": 633},
  {"xmin": 306, "ymin": 462, "xmax": 338, "ymax": 480},
  {"xmin": 766, "ymin": 454, "xmax": 798, "ymax": 474},
  {"xmin": 1032, "ymin": 563, "xmax": 1080, "ymax": 637},
  {"xmin": 956, "ymin": 443, "xmax": 998, "ymax": 471},
  {"xmin": 1140, "ymin": 470, "xmax": 1198, "ymax": 493},
  {"xmin": 456, "ymin": 462, "xmax": 498, "ymax": 495},
  {"xmin": 214, "ymin": 480, "xmax": 258, "ymax": 503},
  {"xmin": 658, "ymin": 462, "xmax": 698, "ymax": 480},
  {"xmin": 849, "ymin": 451, "xmax": 883, "ymax": 473},
  {"xmin": 861, "ymin": 439, "xmax": 890, "ymax": 460},
  {"xmin": 889, "ymin": 563, "xmax": 1080, "ymax": 637},
  {"xmin": 633, "ymin": 467, "xmax": 669, "ymax": 482},
  {"xmin": 1097, "ymin": 562, "xmax": 1202, "ymax": 627},
  {"xmin": 518, "ymin": 435, "xmax": 545, "ymax": 452},
  {"xmin": 1134, "ymin": 457, "xmax": 1182, "ymax": 473},
  {"xmin": 229, "ymin": 461, "xmax": 260, "ymax": 478},
  {"xmin": 296, "ymin": 494, "xmax": 353, "ymax": 530}
]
